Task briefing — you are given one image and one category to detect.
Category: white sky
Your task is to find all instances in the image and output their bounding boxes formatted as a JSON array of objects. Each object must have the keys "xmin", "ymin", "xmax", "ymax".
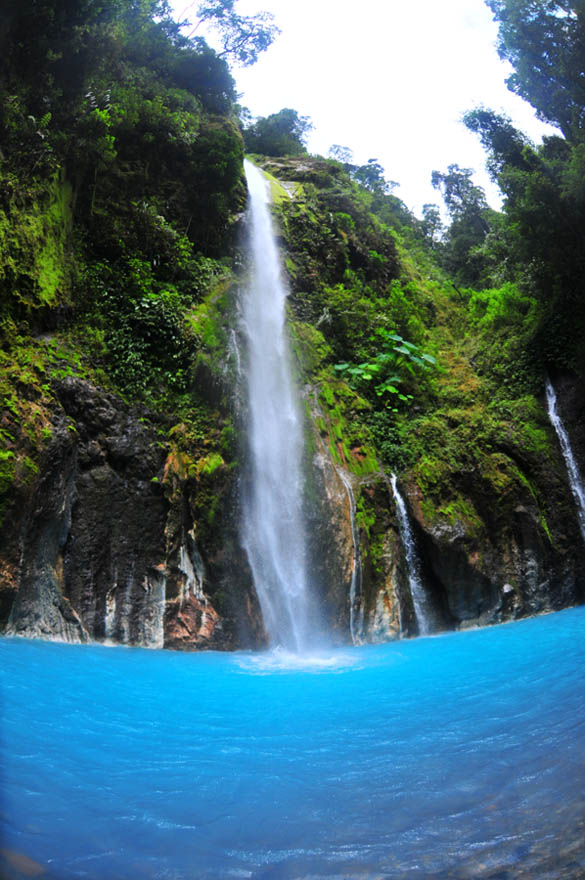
[{"xmin": 172, "ymin": 0, "xmax": 558, "ymax": 216}]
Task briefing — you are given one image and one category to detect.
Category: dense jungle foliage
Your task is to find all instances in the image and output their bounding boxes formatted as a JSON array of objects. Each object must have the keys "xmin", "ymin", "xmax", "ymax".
[
  {"xmin": 0, "ymin": 0, "xmax": 584, "ymax": 543},
  {"xmin": 0, "ymin": 0, "xmax": 255, "ymax": 521}
]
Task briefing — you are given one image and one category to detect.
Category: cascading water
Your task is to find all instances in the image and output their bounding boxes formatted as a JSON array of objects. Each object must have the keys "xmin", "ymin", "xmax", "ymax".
[
  {"xmin": 545, "ymin": 377, "xmax": 585, "ymax": 543},
  {"xmin": 240, "ymin": 160, "xmax": 312, "ymax": 652},
  {"xmin": 336, "ymin": 469, "xmax": 364, "ymax": 644},
  {"xmin": 390, "ymin": 473, "xmax": 434, "ymax": 635}
]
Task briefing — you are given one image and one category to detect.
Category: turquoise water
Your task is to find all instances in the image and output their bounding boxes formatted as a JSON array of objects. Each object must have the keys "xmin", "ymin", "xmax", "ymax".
[{"xmin": 2, "ymin": 608, "xmax": 585, "ymax": 879}]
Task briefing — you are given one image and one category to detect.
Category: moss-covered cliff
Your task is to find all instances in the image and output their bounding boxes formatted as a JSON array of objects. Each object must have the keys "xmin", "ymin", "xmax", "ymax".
[
  {"xmin": 252, "ymin": 155, "xmax": 585, "ymax": 639},
  {"xmin": 0, "ymin": 1, "xmax": 262, "ymax": 647}
]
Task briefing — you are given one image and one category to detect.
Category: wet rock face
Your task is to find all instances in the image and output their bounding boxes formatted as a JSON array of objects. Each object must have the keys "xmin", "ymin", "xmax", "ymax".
[
  {"xmin": 1, "ymin": 377, "xmax": 262, "ymax": 650},
  {"xmin": 357, "ymin": 477, "xmax": 411, "ymax": 642},
  {"xmin": 305, "ymin": 398, "xmax": 410, "ymax": 645},
  {"xmin": 56, "ymin": 378, "xmax": 169, "ymax": 645},
  {"xmin": 407, "ymin": 474, "xmax": 585, "ymax": 631},
  {"xmin": 4, "ymin": 370, "xmax": 585, "ymax": 651},
  {"xmin": 306, "ymin": 447, "xmax": 354, "ymax": 642},
  {"xmin": 304, "ymin": 376, "xmax": 585, "ymax": 643},
  {"xmin": 4, "ymin": 417, "xmax": 89, "ymax": 643},
  {"xmin": 551, "ymin": 371, "xmax": 585, "ymax": 473}
]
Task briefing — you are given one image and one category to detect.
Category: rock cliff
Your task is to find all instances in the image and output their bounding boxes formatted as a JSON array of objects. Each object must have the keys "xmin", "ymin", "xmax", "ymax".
[
  {"xmin": 3, "ymin": 155, "xmax": 585, "ymax": 651},
  {"xmin": 2, "ymin": 376, "xmax": 264, "ymax": 649}
]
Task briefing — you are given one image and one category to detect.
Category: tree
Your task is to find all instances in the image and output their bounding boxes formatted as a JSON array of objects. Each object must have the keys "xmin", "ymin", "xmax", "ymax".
[
  {"xmin": 431, "ymin": 163, "xmax": 490, "ymax": 225},
  {"xmin": 463, "ymin": 107, "xmax": 538, "ymax": 178},
  {"xmin": 420, "ymin": 204, "xmax": 444, "ymax": 247},
  {"xmin": 243, "ymin": 108, "xmax": 312, "ymax": 156},
  {"xmin": 170, "ymin": 41, "xmax": 236, "ymax": 112},
  {"xmin": 431, "ymin": 164, "xmax": 493, "ymax": 286},
  {"xmin": 186, "ymin": 0, "xmax": 279, "ymax": 66},
  {"xmin": 352, "ymin": 158, "xmax": 395, "ymax": 194},
  {"xmin": 487, "ymin": 0, "xmax": 585, "ymax": 140},
  {"xmin": 464, "ymin": 106, "xmax": 585, "ymax": 305},
  {"xmin": 328, "ymin": 144, "xmax": 353, "ymax": 164}
]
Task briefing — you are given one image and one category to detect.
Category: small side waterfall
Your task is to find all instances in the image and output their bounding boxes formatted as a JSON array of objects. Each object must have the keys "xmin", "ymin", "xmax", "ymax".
[
  {"xmin": 240, "ymin": 160, "xmax": 312, "ymax": 652},
  {"xmin": 545, "ymin": 377, "xmax": 585, "ymax": 542},
  {"xmin": 336, "ymin": 469, "xmax": 364, "ymax": 645},
  {"xmin": 390, "ymin": 474, "xmax": 433, "ymax": 636}
]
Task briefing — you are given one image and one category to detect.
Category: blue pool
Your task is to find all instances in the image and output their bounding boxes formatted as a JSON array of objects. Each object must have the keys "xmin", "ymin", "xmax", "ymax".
[{"xmin": 2, "ymin": 607, "xmax": 585, "ymax": 878}]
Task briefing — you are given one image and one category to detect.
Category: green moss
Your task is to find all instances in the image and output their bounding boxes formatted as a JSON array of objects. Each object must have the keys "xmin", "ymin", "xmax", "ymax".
[
  {"xmin": 246, "ymin": 158, "xmax": 296, "ymax": 206},
  {"xmin": 316, "ymin": 374, "xmax": 379, "ymax": 476},
  {"xmin": 413, "ymin": 454, "xmax": 452, "ymax": 493},
  {"xmin": 0, "ymin": 449, "xmax": 16, "ymax": 494},
  {"xmin": 481, "ymin": 453, "xmax": 516, "ymax": 494},
  {"xmin": 189, "ymin": 298, "xmax": 221, "ymax": 350},
  {"xmin": 367, "ymin": 531, "xmax": 385, "ymax": 574},
  {"xmin": 206, "ymin": 492, "xmax": 220, "ymax": 525},
  {"xmin": 320, "ymin": 382, "xmax": 335, "ymax": 407},
  {"xmin": 290, "ymin": 320, "xmax": 332, "ymax": 374},
  {"xmin": 418, "ymin": 490, "xmax": 483, "ymax": 537},
  {"xmin": 196, "ymin": 451, "xmax": 224, "ymax": 475},
  {"xmin": 539, "ymin": 511, "xmax": 554, "ymax": 545},
  {"xmin": 0, "ymin": 172, "xmax": 73, "ymax": 310},
  {"xmin": 356, "ymin": 492, "xmax": 376, "ymax": 538},
  {"xmin": 186, "ymin": 273, "xmax": 235, "ymax": 388},
  {"xmin": 21, "ymin": 455, "xmax": 39, "ymax": 479},
  {"xmin": 267, "ymin": 174, "xmax": 292, "ymax": 205},
  {"xmin": 0, "ymin": 332, "xmax": 63, "ymax": 524}
]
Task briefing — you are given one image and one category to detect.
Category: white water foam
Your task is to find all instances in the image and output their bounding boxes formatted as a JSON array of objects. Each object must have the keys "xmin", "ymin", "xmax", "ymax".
[{"xmin": 236, "ymin": 646, "xmax": 361, "ymax": 675}]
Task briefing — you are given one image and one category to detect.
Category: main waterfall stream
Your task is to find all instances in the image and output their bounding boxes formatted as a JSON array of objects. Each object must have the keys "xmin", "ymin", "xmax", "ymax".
[
  {"xmin": 240, "ymin": 160, "xmax": 313, "ymax": 651},
  {"xmin": 3, "ymin": 608, "xmax": 585, "ymax": 878}
]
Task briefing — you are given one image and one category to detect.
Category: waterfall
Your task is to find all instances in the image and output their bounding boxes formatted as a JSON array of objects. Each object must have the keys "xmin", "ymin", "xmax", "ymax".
[
  {"xmin": 390, "ymin": 474, "xmax": 433, "ymax": 636},
  {"xmin": 545, "ymin": 377, "xmax": 585, "ymax": 543},
  {"xmin": 336, "ymin": 469, "xmax": 364, "ymax": 645},
  {"xmin": 229, "ymin": 328, "xmax": 242, "ymax": 380},
  {"xmin": 240, "ymin": 160, "xmax": 312, "ymax": 652}
]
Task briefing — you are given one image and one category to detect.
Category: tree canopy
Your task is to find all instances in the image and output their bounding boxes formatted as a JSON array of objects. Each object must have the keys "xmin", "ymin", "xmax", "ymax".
[
  {"xmin": 243, "ymin": 108, "xmax": 313, "ymax": 156},
  {"xmin": 487, "ymin": 0, "xmax": 585, "ymax": 139},
  {"xmin": 187, "ymin": 0, "xmax": 279, "ymax": 66},
  {"xmin": 454, "ymin": 0, "xmax": 585, "ymax": 368},
  {"xmin": 430, "ymin": 164, "xmax": 493, "ymax": 287}
]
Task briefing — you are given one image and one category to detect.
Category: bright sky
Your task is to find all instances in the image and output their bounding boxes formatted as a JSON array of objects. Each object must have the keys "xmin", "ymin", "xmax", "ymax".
[{"xmin": 172, "ymin": 0, "xmax": 557, "ymax": 216}]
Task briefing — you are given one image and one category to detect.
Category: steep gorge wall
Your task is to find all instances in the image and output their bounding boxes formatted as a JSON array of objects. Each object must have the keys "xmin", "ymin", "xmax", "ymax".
[
  {"xmin": 273, "ymin": 156, "xmax": 585, "ymax": 642},
  {"xmin": 5, "ymin": 365, "xmax": 584, "ymax": 650},
  {"xmin": 303, "ymin": 400, "xmax": 585, "ymax": 645},
  {"xmin": 3, "ymin": 155, "xmax": 585, "ymax": 651},
  {"xmin": 1, "ymin": 376, "xmax": 264, "ymax": 650}
]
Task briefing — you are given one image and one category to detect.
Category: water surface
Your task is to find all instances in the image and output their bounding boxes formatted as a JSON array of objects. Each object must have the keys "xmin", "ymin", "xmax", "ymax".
[{"xmin": 2, "ymin": 607, "xmax": 585, "ymax": 878}]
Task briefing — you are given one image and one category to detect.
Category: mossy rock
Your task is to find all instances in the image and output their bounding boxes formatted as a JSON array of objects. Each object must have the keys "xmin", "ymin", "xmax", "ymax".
[{"xmin": 0, "ymin": 172, "xmax": 74, "ymax": 311}]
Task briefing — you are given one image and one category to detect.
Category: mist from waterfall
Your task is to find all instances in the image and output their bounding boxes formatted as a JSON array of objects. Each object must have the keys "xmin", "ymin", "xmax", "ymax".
[
  {"xmin": 240, "ymin": 160, "xmax": 313, "ymax": 652},
  {"xmin": 545, "ymin": 377, "xmax": 585, "ymax": 543}
]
